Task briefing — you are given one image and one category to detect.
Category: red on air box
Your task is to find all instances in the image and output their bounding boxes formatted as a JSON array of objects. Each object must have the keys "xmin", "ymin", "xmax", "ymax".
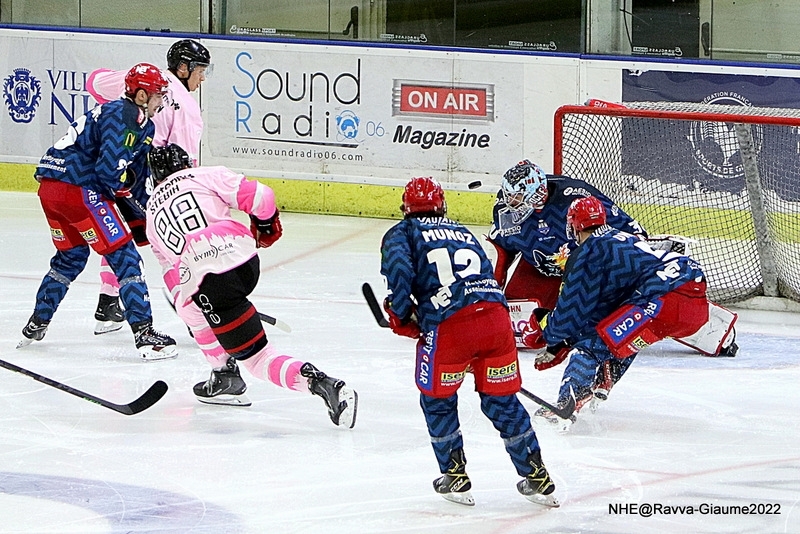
[{"xmin": 398, "ymin": 85, "xmax": 488, "ymax": 117}]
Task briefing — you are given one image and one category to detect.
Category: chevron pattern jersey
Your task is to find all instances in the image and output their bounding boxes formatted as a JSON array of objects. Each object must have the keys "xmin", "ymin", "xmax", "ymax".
[
  {"xmin": 489, "ymin": 176, "xmax": 646, "ymax": 277},
  {"xmin": 380, "ymin": 216, "xmax": 506, "ymax": 333},
  {"xmin": 35, "ymin": 99, "xmax": 154, "ymax": 201},
  {"xmin": 543, "ymin": 226, "xmax": 705, "ymax": 345}
]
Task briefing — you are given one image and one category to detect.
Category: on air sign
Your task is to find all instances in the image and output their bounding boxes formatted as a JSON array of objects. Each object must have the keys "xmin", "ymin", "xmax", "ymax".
[{"xmin": 392, "ymin": 81, "xmax": 494, "ymax": 121}]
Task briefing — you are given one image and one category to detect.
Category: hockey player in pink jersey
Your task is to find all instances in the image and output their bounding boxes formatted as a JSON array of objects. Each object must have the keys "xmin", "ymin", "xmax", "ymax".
[
  {"xmin": 145, "ymin": 144, "xmax": 358, "ymax": 428},
  {"xmin": 87, "ymin": 39, "xmax": 210, "ymax": 335}
]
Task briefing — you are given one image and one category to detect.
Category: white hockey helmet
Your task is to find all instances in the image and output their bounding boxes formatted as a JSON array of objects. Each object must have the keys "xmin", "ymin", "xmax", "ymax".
[{"xmin": 499, "ymin": 159, "xmax": 548, "ymax": 225}]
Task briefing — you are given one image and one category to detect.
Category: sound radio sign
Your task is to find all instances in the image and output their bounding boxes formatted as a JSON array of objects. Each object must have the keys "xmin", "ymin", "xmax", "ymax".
[{"xmin": 392, "ymin": 82, "xmax": 494, "ymax": 121}]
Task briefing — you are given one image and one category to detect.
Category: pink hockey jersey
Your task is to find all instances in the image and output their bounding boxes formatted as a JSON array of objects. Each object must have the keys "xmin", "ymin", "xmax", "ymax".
[
  {"xmin": 145, "ymin": 166, "xmax": 277, "ymax": 305},
  {"xmin": 86, "ymin": 68, "xmax": 204, "ymax": 165}
]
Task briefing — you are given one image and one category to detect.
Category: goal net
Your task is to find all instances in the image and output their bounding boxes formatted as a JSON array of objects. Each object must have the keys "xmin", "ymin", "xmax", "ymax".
[{"xmin": 554, "ymin": 100, "xmax": 800, "ymax": 304}]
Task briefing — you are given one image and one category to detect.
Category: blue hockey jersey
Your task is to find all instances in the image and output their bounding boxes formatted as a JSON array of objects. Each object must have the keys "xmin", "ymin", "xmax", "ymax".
[
  {"xmin": 489, "ymin": 176, "xmax": 646, "ymax": 277},
  {"xmin": 35, "ymin": 99, "xmax": 154, "ymax": 201},
  {"xmin": 381, "ymin": 216, "xmax": 506, "ymax": 333},
  {"xmin": 543, "ymin": 226, "xmax": 705, "ymax": 345}
]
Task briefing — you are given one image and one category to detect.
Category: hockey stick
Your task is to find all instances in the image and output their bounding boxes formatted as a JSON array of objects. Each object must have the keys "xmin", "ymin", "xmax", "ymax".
[
  {"xmin": 161, "ymin": 288, "xmax": 291, "ymax": 333},
  {"xmin": 361, "ymin": 282, "xmax": 389, "ymax": 327},
  {"xmin": 360, "ymin": 282, "xmax": 575, "ymax": 419},
  {"xmin": 0, "ymin": 357, "xmax": 168, "ymax": 415}
]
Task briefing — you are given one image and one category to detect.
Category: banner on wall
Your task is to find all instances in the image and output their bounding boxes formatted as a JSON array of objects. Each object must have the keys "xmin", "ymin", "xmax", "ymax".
[
  {"xmin": 201, "ymin": 42, "xmax": 527, "ymax": 184},
  {"xmin": 622, "ymin": 70, "xmax": 800, "ymax": 199},
  {"xmin": 0, "ymin": 30, "xmax": 174, "ymax": 163}
]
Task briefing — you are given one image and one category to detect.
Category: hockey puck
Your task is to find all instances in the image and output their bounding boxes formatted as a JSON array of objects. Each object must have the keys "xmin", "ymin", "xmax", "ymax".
[{"xmin": 468, "ymin": 180, "xmax": 482, "ymax": 190}]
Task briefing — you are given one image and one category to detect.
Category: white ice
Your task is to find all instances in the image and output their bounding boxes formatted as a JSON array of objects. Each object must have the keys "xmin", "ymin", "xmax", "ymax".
[{"xmin": 1, "ymin": 191, "xmax": 799, "ymax": 533}]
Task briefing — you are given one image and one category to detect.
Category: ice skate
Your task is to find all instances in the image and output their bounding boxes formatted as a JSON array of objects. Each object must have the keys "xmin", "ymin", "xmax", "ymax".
[
  {"xmin": 517, "ymin": 450, "xmax": 559, "ymax": 507},
  {"xmin": 94, "ymin": 294, "xmax": 125, "ymax": 335},
  {"xmin": 591, "ymin": 359, "xmax": 623, "ymax": 410},
  {"xmin": 132, "ymin": 320, "xmax": 178, "ymax": 361},
  {"xmin": 193, "ymin": 357, "xmax": 252, "ymax": 406},
  {"xmin": 300, "ymin": 363, "xmax": 358, "ymax": 429},
  {"xmin": 432, "ymin": 448, "xmax": 475, "ymax": 506},
  {"xmin": 534, "ymin": 393, "xmax": 588, "ymax": 432},
  {"xmin": 17, "ymin": 315, "xmax": 49, "ymax": 349}
]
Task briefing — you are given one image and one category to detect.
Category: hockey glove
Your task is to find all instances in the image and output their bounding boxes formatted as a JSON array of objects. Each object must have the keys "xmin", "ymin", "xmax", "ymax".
[
  {"xmin": 250, "ymin": 210, "xmax": 283, "ymax": 248},
  {"xmin": 383, "ymin": 300, "xmax": 421, "ymax": 339},
  {"xmin": 520, "ymin": 308, "xmax": 552, "ymax": 349},
  {"xmin": 534, "ymin": 341, "xmax": 572, "ymax": 371}
]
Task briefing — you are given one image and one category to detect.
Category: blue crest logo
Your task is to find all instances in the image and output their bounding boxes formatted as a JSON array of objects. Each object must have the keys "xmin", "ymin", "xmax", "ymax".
[
  {"xmin": 335, "ymin": 110, "xmax": 360, "ymax": 140},
  {"xmin": 3, "ymin": 68, "xmax": 42, "ymax": 123}
]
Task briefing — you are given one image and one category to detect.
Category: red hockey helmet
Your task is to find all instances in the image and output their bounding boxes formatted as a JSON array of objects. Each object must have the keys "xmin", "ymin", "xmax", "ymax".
[
  {"xmin": 124, "ymin": 63, "xmax": 169, "ymax": 98},
  {"xmin": 401, "ymin": 177, "xmax": 446, "ymax": 217},
  {"xmin": 567, "ymin": 196, "xmax": 606, "ymax": 235}
]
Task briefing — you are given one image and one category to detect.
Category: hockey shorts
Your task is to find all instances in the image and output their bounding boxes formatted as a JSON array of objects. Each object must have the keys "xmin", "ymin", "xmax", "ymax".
[
  {"xmin": 37, "ymin": 179, "xmax": 132, "ymax": 254},
  {"xmin": 596, "ymin": 280, "xmax": 709, "ymax": 358},
  {"xmin": 415, "ymin": 302, "xmax": 521, "ymax": 398}
]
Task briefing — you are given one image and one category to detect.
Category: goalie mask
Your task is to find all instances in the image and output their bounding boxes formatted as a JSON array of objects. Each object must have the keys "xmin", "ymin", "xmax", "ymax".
[
  {"xmin": 401, "ymin": 177, "xmax": 446, "ymax": 218},
  {"xmin": 148, "ymin": 144, "xmax": 192, "ymax": 188},
  {"xmin": 498, "ymin": 160, "xmax": 548, "ymax": 228},
  {"xmin": 567, "ymin": 196, "xmax": 606, "ymax": 239}
]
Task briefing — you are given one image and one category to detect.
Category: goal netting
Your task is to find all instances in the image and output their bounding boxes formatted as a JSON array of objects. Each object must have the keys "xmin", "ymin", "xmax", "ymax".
[{"xmin": 554, "ymin": 100, "xmax": 800, "ymax": 304}]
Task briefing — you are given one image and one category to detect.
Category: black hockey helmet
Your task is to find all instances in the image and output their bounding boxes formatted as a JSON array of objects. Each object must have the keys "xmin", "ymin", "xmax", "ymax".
[
  {"xmin": 166, "ymin": 39, "xmax": 211, "ymax": 73},
  {"xmin": 148, "ymin": 144, "xmax": 192, "ymax": 186}
]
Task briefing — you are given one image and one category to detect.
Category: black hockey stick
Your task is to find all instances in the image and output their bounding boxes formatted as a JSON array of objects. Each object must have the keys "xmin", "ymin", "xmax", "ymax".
[
  {"xmin": 361, "ymin": 282, "xmax": 389, "ymax": 327},
  {"xmin": 161, "ymin": 288, "xmax": 291, "ymax": 333},
  {"xmin": 360, "ymin": 282, "xmax": 575, "ymax": 419},
  {"xmin": 0, "ymin": 357, "xmax": 168, "ymax": 415}
]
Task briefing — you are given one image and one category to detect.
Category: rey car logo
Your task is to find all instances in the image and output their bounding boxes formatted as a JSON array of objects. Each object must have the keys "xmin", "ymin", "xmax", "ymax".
[{"xmin": 3, "ymin": 68, "xmax": 42, "ymax": 123}]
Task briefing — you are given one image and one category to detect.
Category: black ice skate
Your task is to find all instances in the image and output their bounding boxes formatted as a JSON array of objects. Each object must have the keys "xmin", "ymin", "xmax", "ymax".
[
  {"xmin": 432, "ymin": 448, "xmax": 475, "ymax": 506},
  {"xmin": 16, "ymin": 315, "xmax": 50, "ymax": 349},
  {"xmin": 300, "ymin": 363, "xmax": 358, "ymax": 429},
  {"xmin": 516, "ymin": 450, "xmax": 559, "ymax": 507},
  {"xmin": 132, "ymin": 320, "xmax": 178, "ymax": 361},
  {"xmin": 193, "ymin": 356, "xmax": 252, "ymax": 406},
  {"xmin": 94, "ymin": 294, "xmax": 125, "ymax": 335}
]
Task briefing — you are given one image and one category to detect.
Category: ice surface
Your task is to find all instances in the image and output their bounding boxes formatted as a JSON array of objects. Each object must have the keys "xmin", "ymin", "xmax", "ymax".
[{"xmin": 1, "ymin": 192, "xmax": 799, "ymax": 533}]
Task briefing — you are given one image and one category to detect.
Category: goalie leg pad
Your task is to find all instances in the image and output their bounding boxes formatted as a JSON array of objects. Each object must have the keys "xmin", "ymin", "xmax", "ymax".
[{"xmin": 674, "ymin": 301, "xmax": 738, "ymax": 356}]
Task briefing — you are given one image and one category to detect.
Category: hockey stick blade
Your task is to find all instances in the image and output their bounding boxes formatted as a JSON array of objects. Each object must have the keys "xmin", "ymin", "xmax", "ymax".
[
  {"xmin": 361, "ymin": 282, "xmax": 389, "ymax": 328},
  {"xmin": 0, "ymin": 357, "xmax": 168, "ymax": 415},
  {"xmin": 518, "ymin": 387, "xmax": 575, "ymax": 420},
  {"xmin": 162, "ymin": 288, "xmax": 290, "ymax": 333},
  {"xmin": 257, "ymin": 312, "xmax": 292, "ymax": 333}
]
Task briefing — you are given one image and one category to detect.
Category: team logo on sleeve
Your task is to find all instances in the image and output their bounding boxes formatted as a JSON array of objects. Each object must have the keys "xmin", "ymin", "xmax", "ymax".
[
  {"xmin": 123, "ymin": 130, "xmax": 139, "ymax": 148},
  {"xmin": 3, "ymin": 68, "xmax": 42, "ymax": 123}
]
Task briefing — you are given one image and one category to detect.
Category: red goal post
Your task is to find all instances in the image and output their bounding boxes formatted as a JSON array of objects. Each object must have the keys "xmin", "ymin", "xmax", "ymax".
[{"xmin": 553, "ymin": 100, "xmax": 800, "ymax": 305}]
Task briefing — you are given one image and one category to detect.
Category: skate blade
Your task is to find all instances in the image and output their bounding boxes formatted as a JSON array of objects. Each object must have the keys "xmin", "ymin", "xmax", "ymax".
[
  {"xmin": 524, "ymin": 492, "xmax": 560, "ymax": 508},
  {"xmin": 196, "ymin": 394, "xmax": 253, "ymax": 407},
  {"xmin": 94, "ymin": 320, "xmax": 124, "ymax": 335},
  {"xmin": 16, "ymin": 338, "xmax": 33, "ymax": 349},
  {"xmin": 336, "ymin": 387, "xmax": 358, "ymax": 429},
  {"xmin": 140, "ymin": 345, "xmax": 179, "ymax": 361},
  {"xmin": 441, "ymin": 491, "xmax": 475, "ymax": 506}
]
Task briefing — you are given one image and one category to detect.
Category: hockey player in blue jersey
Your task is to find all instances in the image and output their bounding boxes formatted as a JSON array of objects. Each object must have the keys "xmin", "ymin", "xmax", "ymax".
[
  {"xmin": 380, "ymin": 176, "xmax": 559, "ymax": 507},
  {"xmin": 17, "ymin": 63, "xmax": 177, "ymax": 360},
  {"xmin": 524, "ymin": 196, "xmax": 712, "ymax": 431},
  {"xmin": 489, "ymin": 160, "xmax": 737, "ymax": 402},
  {"xmin": 488, "ymin": 159, "xmax": 646, "ymax": 337}
]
